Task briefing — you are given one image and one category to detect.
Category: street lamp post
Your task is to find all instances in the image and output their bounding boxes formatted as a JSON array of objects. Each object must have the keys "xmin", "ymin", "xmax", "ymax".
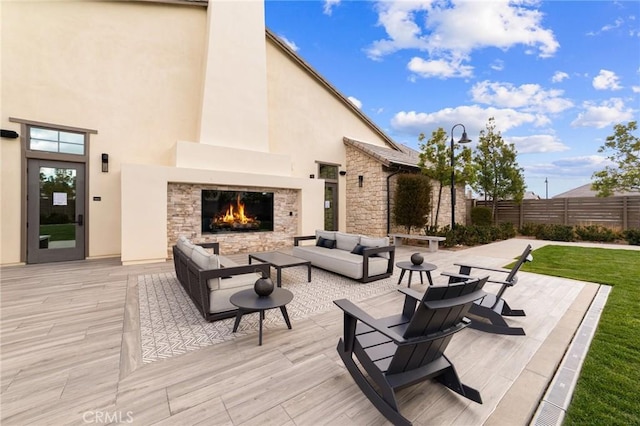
[
  {"xmin": 450, "ymin": 124, "xmax": 472, "ymax": 230},
  {"xmin": 545, "ymin": 177, "xmax": 549, "ymax": 199}
]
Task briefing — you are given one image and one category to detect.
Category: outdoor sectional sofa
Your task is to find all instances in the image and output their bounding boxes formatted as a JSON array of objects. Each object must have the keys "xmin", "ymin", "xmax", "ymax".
[
  {"xmin": 292, "ymin": 230, "xmax": 395, "ymax": 283},
  {"xmin": 172, "ymin": 236, "xmax": 270, "ymax": 322}
]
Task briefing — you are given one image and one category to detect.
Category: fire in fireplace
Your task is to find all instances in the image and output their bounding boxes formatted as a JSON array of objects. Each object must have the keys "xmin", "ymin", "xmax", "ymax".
[{"xmin": 202, "ymin": 190, "xmax": 274, "ymax": 234}]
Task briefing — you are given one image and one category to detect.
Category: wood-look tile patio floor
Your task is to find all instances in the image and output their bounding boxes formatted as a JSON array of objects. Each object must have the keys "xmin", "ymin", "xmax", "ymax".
[{"xmin": 1, "ymin": 239, "xmax": 605, "ymax": 425}]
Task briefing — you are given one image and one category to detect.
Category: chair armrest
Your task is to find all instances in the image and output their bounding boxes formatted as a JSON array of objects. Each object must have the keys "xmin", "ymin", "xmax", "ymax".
[
  {"xmin": 454, "ymin": 262, "xmax": 509, "ymax": 274},
  {"xmin": 334, "ymin": 299, "xmax": 406, "ymax": 344},
  {"xmin": 397, "ymin": 287, "xmax": 423, "ymax": 302},
  {"xmin": 197, "ymin": 242, "xmax": 220, "ymax": 254},
  {"xmin": 197, "ymin": 263, "xmax": 270, "ymax": 281},
  {"xmin": 362, "ymin": 245, "xmax": 395, "ymax": 257},
  {"xmin": 442, "ymin": 271, "xmax": 514, "ymax": 287},
  {"xmin": 294, "ymin": 235, "xmax": 315, "ymax": 246}
]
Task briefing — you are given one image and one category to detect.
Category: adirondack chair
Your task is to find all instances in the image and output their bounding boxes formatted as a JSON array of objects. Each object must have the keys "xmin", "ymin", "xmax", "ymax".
[
  {"xmin": 334, "ymin": 277, "xmax": 488, "ymax": 426},
  {"xmin": 442, "ymin": 244, "xmax": 533, "ymax": 336}
]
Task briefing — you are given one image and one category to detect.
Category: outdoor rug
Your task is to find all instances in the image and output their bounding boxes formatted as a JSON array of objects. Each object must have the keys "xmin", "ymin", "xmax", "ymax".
[{"xmin": 138, "ymin": 267, "xmax": 401, "ymax": 363}]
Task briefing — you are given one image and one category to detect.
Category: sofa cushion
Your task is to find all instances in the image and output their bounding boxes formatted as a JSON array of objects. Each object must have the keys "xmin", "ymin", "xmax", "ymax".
[
  {"xmin": 191, "ymin": 245, "xmax": 220, "ymax": 270},
  {"xmin": 177, "ymin": 236, "xmax": 196, "ymax": 257},
  {"xmin": 316, "ymin": 230, "xmax": 336, "ymax": 241},
  {"xmin": 360, "ymin": 236, "xmax": 390, "ymax": 259},
  {"xmin": 335, "ymin": 232, "xmax": 360, "ymax": 252},
  {"xmin": 292, "ymin": 245, "xmax": 389, "ymax": 280},
  {"xmin": 317, "ymin": 236, "xmax": 336, "ymax": 249}
]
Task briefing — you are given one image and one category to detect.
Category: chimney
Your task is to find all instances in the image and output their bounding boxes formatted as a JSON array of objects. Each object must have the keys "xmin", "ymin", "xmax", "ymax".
[{"xmin": 198, "ymin": 0, "xmax": 269, "ymax": 152}]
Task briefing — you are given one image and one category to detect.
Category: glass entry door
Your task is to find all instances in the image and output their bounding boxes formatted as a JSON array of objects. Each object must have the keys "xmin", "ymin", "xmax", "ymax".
[
  {"xmin": 27, "ymin": 160, "xmax": 85, "ymax": 263},
  {"xmin": 324, "ymin": 182, "xmax": 338, "ymax": 231}
]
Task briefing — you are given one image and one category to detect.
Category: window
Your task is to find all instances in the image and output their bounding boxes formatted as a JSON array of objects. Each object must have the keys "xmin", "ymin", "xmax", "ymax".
[
  {"xmin": 319, "ymin": 164, "xmax": 338, "ymax": 180},
  {"xmin": 29, "ymin": 127, "xmax": 85, "ymax": 155}
]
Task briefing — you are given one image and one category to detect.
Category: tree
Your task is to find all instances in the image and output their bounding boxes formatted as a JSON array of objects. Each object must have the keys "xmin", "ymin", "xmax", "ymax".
[
  {"xmin": 418, "ymin": 127, "xmax": 474, "ymax": 228},
  {"xmin": 592, "ymin": 121, "xmax": 640, "ymax": 197},
  {"xmin": 471, "ymin": 117, "xmax": 525, "ymax": 220},
  {"xmin": 392, "ymin": 174, "xmax": 432, "ymax": 234}
]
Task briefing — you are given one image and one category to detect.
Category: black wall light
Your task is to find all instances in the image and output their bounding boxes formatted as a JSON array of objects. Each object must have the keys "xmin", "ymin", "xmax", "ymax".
[
  {"xmin": 309, "ymin": 174, "xmax": 315, "ymax": 179},
  {"xmin": 101, "ymin": 153, "xmax": 109, "ymax": 173},
  {"xmin": 1, "ymin": 129, "xmax": 19, "ymax": 139},
  {"xmin": 358, "ymin": 175, "xmax": 364, "ymax": 187},
  {"xmin": 339, "ymin": 170, "xmax": 347, "ymax": 176}
]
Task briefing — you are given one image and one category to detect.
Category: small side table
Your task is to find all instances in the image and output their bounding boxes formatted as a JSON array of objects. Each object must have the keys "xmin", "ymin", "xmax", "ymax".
[
  {"xmin": 229, "ymin": 288, "xmax": 294, "ymax": 346},
  {"xmin": 396, "ymin": 261, "xmax": 437, "ymax": 288}
]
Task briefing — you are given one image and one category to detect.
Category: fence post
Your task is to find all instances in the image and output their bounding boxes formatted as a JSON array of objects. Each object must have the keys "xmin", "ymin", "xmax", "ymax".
[
  {"xmin": 519, "ymin": 200, "xmax": 524, "ymax": 229},
  {"xmin": 623, "ymin": 197, "xmax": 628, "ymax": 230},
  {"xmin": 564, "ymin": 198, "xmax": 568, "ymax": 225}
]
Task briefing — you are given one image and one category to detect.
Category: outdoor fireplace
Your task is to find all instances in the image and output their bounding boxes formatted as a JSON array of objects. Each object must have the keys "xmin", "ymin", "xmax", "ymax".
[{"xmin": 202, "ymin": 190, "xmax": 274, "ymax": 234}]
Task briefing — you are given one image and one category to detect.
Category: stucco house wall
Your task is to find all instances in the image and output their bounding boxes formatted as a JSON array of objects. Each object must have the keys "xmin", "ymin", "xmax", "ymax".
[{"xmin": 1, "ymin": 0, "xmax": 403, "ymax": 265}]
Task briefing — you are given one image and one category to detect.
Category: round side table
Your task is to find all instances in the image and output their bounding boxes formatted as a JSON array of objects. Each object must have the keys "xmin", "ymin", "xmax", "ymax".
[
  {"xmin": 396, "ymin": 261, "xmax": 437, "ymax": 288},
  {"xmin": 230, "ymin": 288, "xmax": 293, "ymax": 346}
]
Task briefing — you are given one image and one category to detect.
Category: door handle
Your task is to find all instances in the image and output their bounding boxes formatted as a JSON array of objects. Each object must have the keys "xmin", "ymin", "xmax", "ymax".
[{"xmin": 76, "ymin": 214, "xmax": 84, "ymax": 226}]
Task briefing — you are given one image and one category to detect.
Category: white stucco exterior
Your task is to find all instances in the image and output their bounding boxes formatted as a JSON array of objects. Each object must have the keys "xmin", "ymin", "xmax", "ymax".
[{"xmin": 1, "ymin": 0, "xmax": 398, "ymax": 265}]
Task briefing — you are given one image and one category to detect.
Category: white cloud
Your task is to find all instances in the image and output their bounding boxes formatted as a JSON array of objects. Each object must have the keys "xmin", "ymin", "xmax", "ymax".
[
  {"xmin": 366, "ymin": 0, "xmax": 559, "ymax": 66},
  {"xmin": 470, "ymin": 80, "xmax": 574, "ymax": 114},
  {"xmin": 323, "ymin": 0, "xmax": 341, "ymax": 16},
  {"xmin": 551, "ymin": 71, "xmax": 569, "ymax": 83},
  {"xmin": 407, "ymin": 57, "xmax": 473, "ymax": 79},
  {"xmin": 571, "ymin": 98, "xmax": 634, "ymax": 128},
  {"xmin": 592, "ymin": 69, "xmax": 622, "ymax": 90},
  {"xmin": 390, "ymin": 105, "xmax": 544, "ymax": 137},
  {"xmin": 525, "ymin": 155, "xmax": 612, "ymax": 177},
  {"xmin": 632, "ymin": 86, "xmax": 640, "ymax": 93},
  {"xmin": 278, "ymin": 34, "xmax": 299, "ymax": 52},
  {"xmin": 347, "ymin": 96, "xmax": 362, "ymax": 109},
  {"xmin": 506, "ymin": 134, "xmax": 570, "ymax": 154},
  {"xmin": 490, "ymin": 60, "xmax": 505, "ymax": 71}
]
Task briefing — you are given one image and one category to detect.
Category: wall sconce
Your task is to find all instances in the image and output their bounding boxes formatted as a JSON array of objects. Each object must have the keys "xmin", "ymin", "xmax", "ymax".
[
  {"xmin": 101, "ymin": 153, "xmax": 109, "ymax": 173},
  {"xmin": 339, "ymin": 170, "xmax": 347, "ymax": 176},
  {"xmin": 309, "ymin": 174, "xmax": 315, "ymax": 179},
  {"xmin": 1, "ymin": 129, "xmax": 19, "ymax": 139},
  {"xmin": 358, "ymin": 175, "xmax": 364, "ymax": 187}
]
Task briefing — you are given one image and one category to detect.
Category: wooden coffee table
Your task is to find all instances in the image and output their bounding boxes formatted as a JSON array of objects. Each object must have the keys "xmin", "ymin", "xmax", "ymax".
[
  {"xmin": 396, "ymin": 261, "xmax": 437, "ymax": 288},
  {"xmin": 248, "ymin": 251, "xmax": 311, "ymax": 287},
  {"xmin": 230, "ymin": 288, "xmax": 294, "ymax": 346}
]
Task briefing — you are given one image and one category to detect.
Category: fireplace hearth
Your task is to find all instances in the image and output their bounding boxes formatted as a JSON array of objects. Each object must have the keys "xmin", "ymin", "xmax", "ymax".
[{"xmin": 202, "ymin": 190, "xmax": 274, "ymax": 234}]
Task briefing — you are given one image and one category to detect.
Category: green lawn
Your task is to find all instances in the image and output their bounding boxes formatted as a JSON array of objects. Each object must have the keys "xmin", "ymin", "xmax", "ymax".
[
  {"xmin": 39, "ymin": 223, "xmax": 75, "ymax": 241},
  {"xmin": 518, "ymin": 245, "xmax": 640, "ymax": 425}
]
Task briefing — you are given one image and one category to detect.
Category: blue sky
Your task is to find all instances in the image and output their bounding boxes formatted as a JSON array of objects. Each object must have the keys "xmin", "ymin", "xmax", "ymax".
[{"xmin": 264, "ymin": 0, "xmax": 640, "ymax": 198}]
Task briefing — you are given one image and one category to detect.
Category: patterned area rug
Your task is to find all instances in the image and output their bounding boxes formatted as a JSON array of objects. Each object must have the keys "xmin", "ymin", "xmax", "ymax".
[{"xmin": 138, "ymin": 267, "xmax": 402, "ymax": 363}]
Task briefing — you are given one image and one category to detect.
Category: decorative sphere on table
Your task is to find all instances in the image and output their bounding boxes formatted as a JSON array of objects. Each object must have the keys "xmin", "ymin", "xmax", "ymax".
[
  {"xmin": 254, "ymin": 275, "xmax": 275, "ymax": 297},
  {"xmin": 410, "ymin": 253, "xmax": 424, "ymax": 265}
]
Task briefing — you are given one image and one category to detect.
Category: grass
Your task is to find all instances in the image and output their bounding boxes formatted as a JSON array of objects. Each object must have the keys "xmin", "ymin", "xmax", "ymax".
[
  {"xmin": 39, "ymin": 224, "xmax": 75, "ymax": 241},
  {"xmin": 518, "ymin": 245, "xmax": 640, "ymax": 425}
]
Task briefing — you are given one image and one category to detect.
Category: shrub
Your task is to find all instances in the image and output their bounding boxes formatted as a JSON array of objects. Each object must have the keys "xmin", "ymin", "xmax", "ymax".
[
  {"xmin": 393, "ymin": 174, "xmax": 432, "ymax": 233},
  {"xmin": 426, "ymin": 223, "xmax": 515, "ymax": 247},
  {"xmin": 470, "ymin": 207, "xmax": 492, "ymax": 226},
  {"xmin": 574, "ymin": 225, "xmax": 620, "ymax": 243},
  {"xmin": 519, "ymin": 222, "xmax": 542, "ymax": 236},
  {"xmin": 535, "ymin": 224, "xmax": 575, "ymax": 242},
  {"xmin": 623, "ymin": 228, "xmax": 640, "ymax": 245}
]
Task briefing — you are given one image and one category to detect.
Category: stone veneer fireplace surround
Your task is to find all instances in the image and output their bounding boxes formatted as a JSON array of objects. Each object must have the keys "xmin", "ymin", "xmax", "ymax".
[{"xmin": 167, "ymin": 183, "xmax": 299, "ymax": 257}]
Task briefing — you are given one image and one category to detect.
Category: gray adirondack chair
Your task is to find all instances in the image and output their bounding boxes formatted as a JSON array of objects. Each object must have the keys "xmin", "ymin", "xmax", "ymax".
[
  {"xmin": 334, "ymin": 277, "xmax": 488, "ymax": 426},
  {"xmin": 442, "ymin": 244, "xmax": 533, "ymax": 335}
]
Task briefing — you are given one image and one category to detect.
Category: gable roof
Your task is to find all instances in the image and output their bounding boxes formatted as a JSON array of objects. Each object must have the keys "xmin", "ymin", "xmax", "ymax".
[
  {"xmin": 343, "ymin": 137, "xmax": 420, "ymax": 170},
  {"xmin": 553, "ymin": 183, "xmax": 640, "ymax": 198},
  {"xmin": 266, "ymin": 30, "xmax": 402, "ymax": 152}
]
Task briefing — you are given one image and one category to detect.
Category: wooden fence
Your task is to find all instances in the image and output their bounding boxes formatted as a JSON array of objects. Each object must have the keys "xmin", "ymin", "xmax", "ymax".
[{"xmin": 472, "ymin": 196, "xmax": 640, "ymax": 230}]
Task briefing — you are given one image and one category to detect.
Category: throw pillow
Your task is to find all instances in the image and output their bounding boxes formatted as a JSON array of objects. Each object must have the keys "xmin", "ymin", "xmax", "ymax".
[
  {"xmin": 317, "ymin": 236, "xmax": 336, "ymax": 249},
  {"xmin": 350, "ymin": 243, "xmax": 366, "ymax": 255}
]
